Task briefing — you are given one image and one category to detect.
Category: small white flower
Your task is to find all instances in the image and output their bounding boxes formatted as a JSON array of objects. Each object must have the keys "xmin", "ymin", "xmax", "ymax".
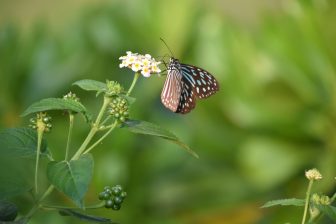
[
  {"xmin": 305, "ymin": 168, "xmax": 322, "ymax": 181},
  {"xmin": 151, "ymin": 63, "xmax": 161, "ymax": 73},
  {"xmin": 119, "ymin": 51, "xmax": 162, "ymax": 77},
  {"xmin": 126, "ymin": 55, "xmax": 137, "ymax": 65},
  {"xmin": 131, "ymin": 62, "xmax": 142, "ymax": 72},
  {"xmin": 119, "ymin": 60, "xmax": 129, "ymax": 68},
  {"xmin": 141, "ymin": 66, "xmax": 151, "ymax": 77},
  {"xmin": 141, "ymin": 58, "xmax": 151, "ymax": 68}
]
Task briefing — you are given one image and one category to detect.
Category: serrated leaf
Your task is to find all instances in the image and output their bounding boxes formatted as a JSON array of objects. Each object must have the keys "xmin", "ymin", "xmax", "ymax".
[
  {"xmin": 47, "ymin": 154, "xmax": 94, "ymax": 208},
  {"xmin": 73, "ymin": 79, "xmax": 107, "ymax": 92},
  {"xmin": 261, "ymin": 198, "xmax": 305, "ymax": 208},
  {"xmin": 0, "ymin": 128, "xmax": 49, "ymax": 199},
  {"xmin": 58, "ymin": 209, "xmax": 116, "ymax": 223},
  {"xmin": 123, "ymin": 120, "xmax": 198, "ymax": 158},
  {"xmin": 0, "ymin": 128, "xmax": 48, "ymax": 158},
  {"xmin": 316, "ymin": 205, "xmax": 336, "ymax": 222},
  {"xmin": 0, "ymin": 201, "xmax": 18, "ymax": 221},
  {"xmin": 21, "ymin": 98, "xmax": 91, "ymax": 122}
]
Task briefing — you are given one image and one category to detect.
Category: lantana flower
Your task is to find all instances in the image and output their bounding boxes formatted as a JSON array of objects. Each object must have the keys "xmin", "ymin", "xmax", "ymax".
[
  {"xmin": 305, "ymin": 168, "xmax": 322, "ymax": 181},
  {"xmin": 119, "ymin": 51, "xmax": 161, "ymax": 77}
]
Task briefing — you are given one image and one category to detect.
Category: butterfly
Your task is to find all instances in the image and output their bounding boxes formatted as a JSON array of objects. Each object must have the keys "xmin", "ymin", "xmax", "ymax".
[{"xmin": 161, "ymin": 57, "xmax": 219, "ymax": 114}]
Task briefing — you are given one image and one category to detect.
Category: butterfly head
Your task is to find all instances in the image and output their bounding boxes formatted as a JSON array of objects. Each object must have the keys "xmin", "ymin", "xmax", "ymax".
[{"xmin": 168, "ymin": 57, "xmax": 181, "ymax": 72}]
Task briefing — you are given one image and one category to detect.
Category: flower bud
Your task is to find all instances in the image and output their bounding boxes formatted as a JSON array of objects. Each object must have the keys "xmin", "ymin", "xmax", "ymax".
[
  {"xmin": 305, "ymin": 168, "xmax": 322, "ymax": 181},
  {"xmin": 106, "ymin": 81, "xmax": 123, "ymax": 96},
  {"xmin": 63, "ymin": 91, "xmax": 80, "ymax": 102}
]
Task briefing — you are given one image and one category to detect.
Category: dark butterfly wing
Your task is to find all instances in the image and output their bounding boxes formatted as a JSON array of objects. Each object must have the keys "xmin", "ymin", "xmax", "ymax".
[
  {"xmin": 180, "ymin": 64, "xmax": 219, "ymax": 99},
  {"xmin": 175, "ymin": 75, "xmax": 196, "ymax": 114},
  {"xmin": 161, "ymin": 58, "xmax": 219, "ymax": 114},
  {"xmin": 174, "ymin": 64, "xmax": 219, "ymax": 114},
  {"xmin": 161, "ymin": 68, "xmax": 182, "ymax": 112}
]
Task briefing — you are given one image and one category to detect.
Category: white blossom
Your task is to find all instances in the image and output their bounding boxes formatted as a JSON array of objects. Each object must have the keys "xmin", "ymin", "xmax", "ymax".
[
  {"xmin": 305, "ymin": 168, "xmax": 322, "ymax": 181},
  {"xmin": 119, "ymin": 51, "xmax": 161, "ymax": 77}
]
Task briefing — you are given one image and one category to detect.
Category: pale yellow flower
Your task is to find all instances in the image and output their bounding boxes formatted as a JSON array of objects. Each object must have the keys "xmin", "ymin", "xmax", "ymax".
[{"xmin": 305, "ymin": 168, "xmax": 322, "ymax": 181}]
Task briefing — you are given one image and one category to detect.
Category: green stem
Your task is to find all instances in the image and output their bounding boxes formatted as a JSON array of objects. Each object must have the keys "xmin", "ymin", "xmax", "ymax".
[
  {"xmin": 331, "ymin": 191, "xmax": 336, "ymax": 203},
  {"xmin": 302, "ymin": 180, "xmax": 314, "ymax": 224},
  {"xmin": 126, "ymin": 72, "xmax": 140, "ymax": 96},
  {"xmin": 41, "ymin": 201, "xmax": 105, "ymax": 210},
  {"xmin": 83, "ymin": 121, "xmax": 118, "ymax": 155},
  {"xmin": 65, "ymin": 114, "xmax": 74, "ymax": 161},
  {"xmin": 100, "ymin": 115, "xmax": 112, "ymax": 127},
  {"xmin": 71, "ymin": 97, "xmax": 111, "ymax": 160},
  {"xmin": 26, "ymin": 185, "xmax": 54, "ymax": 219},
  {"xmin": 34, "ymin": 128, "xmax": 44, "ymax": 194}
]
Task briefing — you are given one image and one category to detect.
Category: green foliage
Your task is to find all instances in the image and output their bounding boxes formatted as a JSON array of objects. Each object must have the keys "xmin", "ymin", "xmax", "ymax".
[
  {"xmin": 0, "ymin": 128, "xmax": 48, "ymax": 158},
  {"xmin": 21, "ymin": 98, "xmax": 91, "ymax": 122},
  {"xmin": 1, "ymin": 0, "xmax": 336, "ymax": 223},
  {"xmin": 0, "ymin": 128, "xmax": 48, "ymax": 199},
  {"xmin": 0, "ymin": 201, "xmax": 18, "ymax": 222},
  {"xmin": 58, "ymin": 209, "xmax": 115, "ymax": 223},
  {"xmin": 73, "ymin": 80, "xmax": 107, "ymax": 93},
  {"xmin": 261, "ymin": 198, "xmax": 305, "ymax": 208},
  {"xmin": 47, "ymin": 154, "xmax": 94, "ymax": 208},
  {"xmin": 123, "ymin": 119, "xmax": 199, "ymax": 158},
  {"xmin": 316, "ymin": 205, "xmax": 336, "ymax": 222}
]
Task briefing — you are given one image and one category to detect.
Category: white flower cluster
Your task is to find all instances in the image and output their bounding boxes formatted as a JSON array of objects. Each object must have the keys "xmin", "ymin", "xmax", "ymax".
[
  {"xmin": 305, "ymin": 168, "xmax": 322, "ymax": 181},
  {"xmin": 119, "ymin": 51, "xmax": 161, "ymax": 77}
]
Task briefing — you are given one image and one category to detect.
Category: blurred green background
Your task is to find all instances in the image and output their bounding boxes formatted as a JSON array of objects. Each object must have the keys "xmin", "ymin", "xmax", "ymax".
[{"xmin": 1, "ymin": 0, "xmax": 336, "ymax": 223}]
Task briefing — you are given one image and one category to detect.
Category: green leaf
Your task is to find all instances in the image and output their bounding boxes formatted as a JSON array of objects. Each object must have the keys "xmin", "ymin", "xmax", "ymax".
[
  {"xmin": 0, "ymin": 128, "xmax": 48, "ymax": 158},
  {"xmin": 58, "ymin": 209, "xmax": 116, "ymax": 223},
  {"xmin": 21, "ymin": 98, "xmax": 91, "ymax": 122},
  {"xmin": 261, "ymin": 198, "xmax": 305, "ymax": 208},
  {"xmin": 73, "ymin": 79, "xmax": 107, "ymax": 92},
  {"xmin": 0, "ymin": 219, "xmax": 28, "ymax": 224},
  {"xmin": 123, "ymin": 120, "xmax": 198, "ymax": 158},
  {"xmin": 47, "ymin": 154, "xmax": 94, "ymax": 208},
  {"xmin": 316, "ymin": 205, "xmax": 336, "ymax": 222},
  {"xmin": 0, "ymin": 201, "xmax": 18, "ymax": 221},
  {"xmin": 0, "ymin": 128, "xmax": 49, "ymax": 199}
]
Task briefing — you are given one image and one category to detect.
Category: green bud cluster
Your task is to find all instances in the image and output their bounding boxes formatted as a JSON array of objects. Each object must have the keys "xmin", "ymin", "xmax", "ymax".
[
  {"xmin": 29, "ymin": 113, "xmax": 52, "ymax": 132},
  {"xmin": 106, "ymin": 81, "xmax": 123, "ymax": 96},
  {"xmin": 311, "ymin": 193, "xmax": 331, "ymax": 205},
  {"xmin": 109, "ymin": 97, "xmax": 129, "ymax": 122},
  {"xmin": 98, "ymin": 185, "xmax": 127, "ymax": 211},
  {"xmin": 63, "ymin": 91, "xmax": 80, "ymax": 102}
]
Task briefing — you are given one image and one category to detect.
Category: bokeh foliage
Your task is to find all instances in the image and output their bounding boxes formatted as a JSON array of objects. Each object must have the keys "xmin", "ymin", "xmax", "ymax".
[{"xmin": 1, "ymin": 0, "xmax": 336, "ymax": 223}]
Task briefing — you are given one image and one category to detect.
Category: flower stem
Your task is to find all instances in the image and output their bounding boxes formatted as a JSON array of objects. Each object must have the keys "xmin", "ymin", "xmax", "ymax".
[
  {"xmin": 34, "ymin": 125, "xmax": 44, "ymax": 194},
  {"xmin": 302, "ymin": 180, "xmax": 314, "ymax": 224},
  {"xmin": 41, "ymin": 201, "xmax": 105, "ymax": 210},
  {"xmin": 331, "ymin": 191, "xmax": 336, "ymax": 203},
  {"xmin": 127, "ymin": 72, "xmax": 140, "ymax": 96},
  {"xmin": 65, "ymin": 114, "xmax": 74, "ymax": 161},
  {"xmin": 83, "ymin": 121, "xmax": 118, "ymax": 155},
  {"xmin": 71, "ymin": 96, "xmax": 111, "ymax": 160},
  {"xmin": 26, "ymin": 185, "xmax": 54, "ymax": 219}
]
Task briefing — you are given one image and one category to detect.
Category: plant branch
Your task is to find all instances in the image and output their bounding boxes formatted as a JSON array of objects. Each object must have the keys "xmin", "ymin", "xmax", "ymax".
[
  {"xmin": 126, "ymin": 72, "xmax": 140, "ymax": 96},
  {"xmin": 302, "ymin": 180, "xmax": 314, "ymax": 224},
  {"xmin": 71, "ymin": 96, "xmax": 111, "ymax": 160},
  {"xmin": 41, "ymin": 201, "xmax": 105, "ymax": 210},
  {"xmin": 83, "ymin": 121, "xmax": 118, "ymax": 155},
  {"xmin": 65, "ymin": 114, "xmax": 74, "ymax": 160},
  {"xmin": 34, "ymin": 125, "xmax": 44, "ymax": 194},
  {"xmin": 26, "ymin": 185, "xmax": 54, "ymax": 220}
]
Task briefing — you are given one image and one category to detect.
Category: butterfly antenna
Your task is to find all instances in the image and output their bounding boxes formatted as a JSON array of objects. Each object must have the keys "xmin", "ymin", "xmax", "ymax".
[{"xmin": 160, "ymin": 38, "xmax": 175, "ymax": 57}]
